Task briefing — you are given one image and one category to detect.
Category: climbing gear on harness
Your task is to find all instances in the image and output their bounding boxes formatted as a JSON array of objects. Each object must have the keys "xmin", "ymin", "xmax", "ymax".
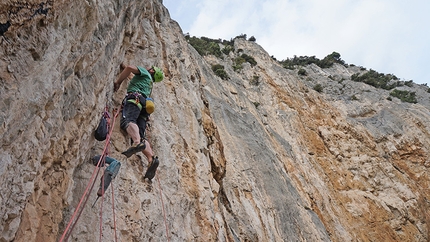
[
  {"xmin": 94, "ymin": 109, "xmax": 110, "ymax": 141},
  {"xmin": 144, "ymin": 156, "xmax": 159, "ymax": 180},
  {"xmin": 121, "ymin": 141, "xmax": 146, "ymax": 158},
  {"xmin": 152, "ymin": 66, "xmax": 164, "ymax": 82},
  {"xmin": 145, "ymin": 97, "xmax": 155, "ymax": 114}
]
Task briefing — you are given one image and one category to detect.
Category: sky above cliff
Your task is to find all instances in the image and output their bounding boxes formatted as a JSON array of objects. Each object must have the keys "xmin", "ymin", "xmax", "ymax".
[{"xmin": 164, "ymin": 0, "xmax": 429, "ymax": 85}]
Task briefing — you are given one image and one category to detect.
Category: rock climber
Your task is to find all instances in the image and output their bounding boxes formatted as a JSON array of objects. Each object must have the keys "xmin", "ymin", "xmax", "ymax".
[{"xmin": 113, "ymin": 64, "xmax": 164, "ymax": 180}]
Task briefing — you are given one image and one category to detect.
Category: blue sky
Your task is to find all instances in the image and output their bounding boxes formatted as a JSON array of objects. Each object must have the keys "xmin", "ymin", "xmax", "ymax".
[{"xmin": 163, "ymin": 0, "xmax": 429, "ymax": 85}]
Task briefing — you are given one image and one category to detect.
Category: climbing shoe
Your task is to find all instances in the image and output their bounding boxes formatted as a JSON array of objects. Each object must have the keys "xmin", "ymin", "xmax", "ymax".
[
  {"xmin": 121, "ymin": 141, "xmax": 146, "ymax": 158},
  {"xmin": 144, "ymin": 156, "xmax": 159, "ymax": 180}
]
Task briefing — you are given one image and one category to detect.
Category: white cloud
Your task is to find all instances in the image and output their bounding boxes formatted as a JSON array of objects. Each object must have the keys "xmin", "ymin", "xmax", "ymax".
[{"xmin": 164, "ymin": 0, "xmax": 430, "ymax": 84}]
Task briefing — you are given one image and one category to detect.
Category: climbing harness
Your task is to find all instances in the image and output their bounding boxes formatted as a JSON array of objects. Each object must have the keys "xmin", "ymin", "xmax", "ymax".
[{"xmin": 126, "ymin": 92, "xmax": 144, "ymax": 110}]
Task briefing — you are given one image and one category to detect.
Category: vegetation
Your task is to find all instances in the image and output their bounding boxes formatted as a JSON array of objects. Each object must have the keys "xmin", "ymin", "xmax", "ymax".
[
  {"xmin": 279, "ymin": 52, "xmax": 345, "ymax": 69},
  {"xmin": 186, "ymin": 34, "xmax": 423, "ymax": 105},
  {"xmin": 404, "ymin": 80, "xmax": 413, "ymax": 87},
  {"xmin": 233, "ymin": 56, "xmax": 246, "ymax": 71},
  {"xmin": 389, "ymin": 89, "xmax": 417, "ymax": 103},
  {"xmin": 233, "ymin": 54, "xmax": 257, "ymax": 71},
  {"xmin": 186, "ymin": 36, "xmax": 223, "ymax": 58},
  {"xmin": 185, "ymin": 35, "xmax": 237, "ymax": 58},
  {"xmin": 250, "ymin": 75, "xmax": 260, "ymax": 86},
  {"xmin": 298, "ymin": 68, "xmax": 307, "ymax": 76},
  {"xmin": 222, "ymin": 45, "xmax": 234, "ymax": 55},
  {"xmin": 235, "ymin": 34, "xmax": 247, "ymax": 40},
  {"xmin": 279, "ymin": 55, "xmax": 319, "ymax": 70},
  {"xmin": 186, "ymin": 35, "xmax": 261, "ymax": 80},
  {"xmin": 242, "ymin": 54, "xmax": 257, "ymax": 66},
  {"xmin": 211, "ymin": 64, "xmax": 229, "ymax": 80},
  {"xmin": 186, "ymin": 35, "xmax": 258, "ymax": 68},
  {"xmin": 313, "ymin": 84, "xmax": 323, "ymax": 93},
  {"xmin": 319, "ymin": 52, "xmax": 346, "ymax": 68},
  {"xmin": 351, "ymin": 69, "xmax": 399, "ymax": 90}
]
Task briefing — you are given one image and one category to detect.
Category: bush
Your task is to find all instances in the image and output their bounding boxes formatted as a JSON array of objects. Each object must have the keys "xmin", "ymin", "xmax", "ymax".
[
  {"xmin": 298, "ymin": 68, "xmax": 307, "ymax": 76},
  {"xmin": 250, "ymin": 75, "xmax": 260, "ymax": 86},
  {"xmin": 279, "ymin": 55, "xmax": 320, "ymax": 69},
  {"xmin": 313, "ymin": 84, "xmax": 323, "ymax": 93},
  {"xmin": 404, "ymin": 80, "xmax": 413, "ymax": 87},
  {"xmin": 186, "ymin": 35, "xmax": 237, "ymax": 58},
  {"xmin": 241, "ymin": 54, "xmax": 257, "ymax": 66},
  {"xmin": 186, "ymin": 36, "xmax": 223, "ymax": 58},
  {"xmin": 389, "ymin": 89, "xmax": 417, "ymax": 103},
  {"xmin": 351, "ymin": 69, "xmax": 399, "ymax": 90},
  {"xmin": 233, "ymin": 56, "xmax": 246, "ymax": 71},
  {"xmin": 317, "ymin": 52, "xmax": 345, "ymax": 68},
  {"xmin": 234, "ymin": 34, "xmax": 247, "ymax": 40},
  {"xmin": 222, "ymin": 45, "xmax": 234, "ymax": 55},
  {"xmin": 248, "ymin": 36, "xmax": 256, "ymax": 42},
  {"xmin": 233, "ymin": 54, "xmax": 257, "ymax": 71},
  {"xmin": 278, "ymin": 51, "xmax": 345, "ymax": 69},
  {"xmin": 211, "ymin": 64, "xmax": 229, "ymax": 80}
]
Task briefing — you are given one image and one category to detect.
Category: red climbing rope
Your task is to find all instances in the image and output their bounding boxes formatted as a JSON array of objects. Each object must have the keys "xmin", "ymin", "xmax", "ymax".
[
  {"xmin": 59, "ymin": 106, "xmax": 121, "ymax": 242},
  {"xmin": 111, "ymin": 182, "xmax": 118, "ymax": 241},
  {"xmin": 99, "ymin": 179, "xmax": 104, "ymax": 242},
  {"xmin": 97, "ymin": 107, "xmax": 119, "ymax": 242}
]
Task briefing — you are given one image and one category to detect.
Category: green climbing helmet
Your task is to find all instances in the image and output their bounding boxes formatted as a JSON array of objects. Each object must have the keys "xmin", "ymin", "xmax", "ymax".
[{"xmin": 152, "ymin": 66, "xmax": 164, "ymax": 82}]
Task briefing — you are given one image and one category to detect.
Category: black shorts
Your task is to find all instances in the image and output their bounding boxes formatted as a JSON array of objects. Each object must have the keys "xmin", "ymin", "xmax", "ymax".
[{"xmin": 120, "ymin": 96, "xmax": 149, "ymax": 140}]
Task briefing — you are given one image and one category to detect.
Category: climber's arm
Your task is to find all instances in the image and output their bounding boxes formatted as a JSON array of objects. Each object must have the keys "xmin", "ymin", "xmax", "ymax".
[{"xmin": 114, "ymin": 65, "xmax": 140, "ymax": 92}]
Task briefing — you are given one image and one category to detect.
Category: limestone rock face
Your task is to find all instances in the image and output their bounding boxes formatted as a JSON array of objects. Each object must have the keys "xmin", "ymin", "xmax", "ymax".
[{"xmin": 1, "ymin": 0, "xmax": 429, "ymax": 241}]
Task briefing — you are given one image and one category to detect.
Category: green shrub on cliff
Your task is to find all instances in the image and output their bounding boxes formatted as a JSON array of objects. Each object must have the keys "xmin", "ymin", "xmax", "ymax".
[
  {"xmin": 211, "ymin": 64, "xmax": 229, "ymax": 80},
  {"xmin": 351, "ymin": 69, "xmax": 399, "ymax": 90},
  {"xmin": 186, "ymin": 36, "xmax": 223, "ymax": 58},
  {"xmin": 279, "ymin": 52, "xmax": 345, "ymax": 69},
  {"xmin": 389, "ymin": 89, "xmax": 417, "ymax": 103}
]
